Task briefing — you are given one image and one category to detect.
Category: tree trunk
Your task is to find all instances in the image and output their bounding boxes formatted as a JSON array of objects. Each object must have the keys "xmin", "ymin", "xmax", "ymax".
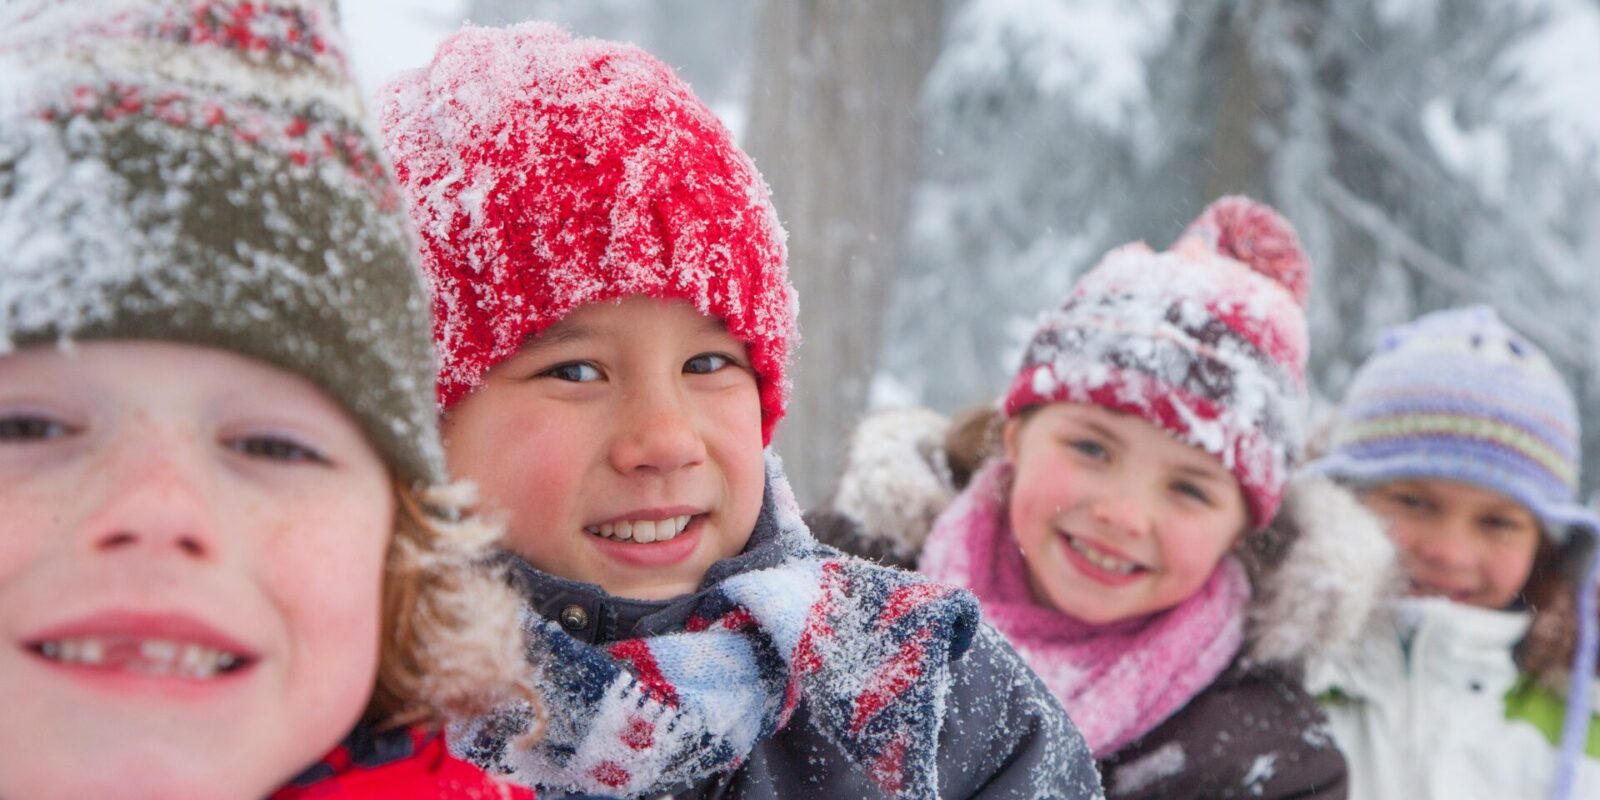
[{"xmin": 747, "ymin": 0, "xmax": 943, "ymax": 506}]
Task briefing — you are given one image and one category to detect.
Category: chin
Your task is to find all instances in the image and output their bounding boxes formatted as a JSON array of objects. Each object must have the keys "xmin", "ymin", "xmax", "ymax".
[{"xmin": 2, "ymin": 757, "xmax": 251, "ymax": 800}]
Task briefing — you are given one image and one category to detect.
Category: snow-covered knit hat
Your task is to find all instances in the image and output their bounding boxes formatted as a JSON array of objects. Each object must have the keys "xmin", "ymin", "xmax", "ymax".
[
  {"xmin": 0, "ymin": 0, "xmax": 443, "ymax": 485},
  {"xmin": 1004, "ymin": 196, "xmax": 1312, "ymax": 529},
  {"xmin": 1311, "ymin": 306, "xmax": 1591, "ymax": 541},
  {"xmin": 380, "ymin": 22, "xmax": 798, "ymax": 443}
]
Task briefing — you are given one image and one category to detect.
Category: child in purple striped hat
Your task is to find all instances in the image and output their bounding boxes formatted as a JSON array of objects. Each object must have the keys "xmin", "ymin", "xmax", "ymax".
[{"xmin": 1307, "ymin": 305, "xmax": 1600, "ymax": 800}]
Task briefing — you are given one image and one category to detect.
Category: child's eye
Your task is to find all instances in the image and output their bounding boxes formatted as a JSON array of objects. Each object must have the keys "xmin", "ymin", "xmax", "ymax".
[
  {"xmin": 1389, "ymin": 492, "xmax": 1432, "ymax": 512},
  {"xmin": 227, "ymin": 435, "xmax": 330, "ymax": 466},
  {"xmin": 1065, "ymin": 438, "xmax": 1108, "ymax": 461},
  {"xmin": 684, "ymin": 353, "xmax": 733, "ymax": 375},
  {"xmin": 541, "ymin": 362, "xmax": 603, "ymax": 383},
  {"xmin": 0, "ymin": 414, "xmax": 78, "ymax": 443},
  {"xmin": 1173, "ymin": 480, "xmax": 1213, "ymax": 506},
  {"xmin": 1480, "ymin": 515, "xmax": 1529, "ymax": 536}
]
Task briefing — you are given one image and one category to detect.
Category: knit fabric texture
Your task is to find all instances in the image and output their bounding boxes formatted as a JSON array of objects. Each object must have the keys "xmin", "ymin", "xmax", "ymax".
[
  {"xmin": 452, "ymin": 457, "xmax": 981, "ymax": 800},
  {"xmin": 379, "ymin": 21, "xmax": 797, "ymax": 443},
  {"xmin": 919, "ymin": 459, "xmax": 1249, "ymax": 758},
  {"xmin": 0, "ymin": 0, "xmax": 443, "ymax": 484},
  {"xmin": 1312, "ymin": 305, "xmax": 1588, "ymax": 540},
  {"xmin": 1003, "ymin": 196, "xmax": 1312, "ymax": 529}
]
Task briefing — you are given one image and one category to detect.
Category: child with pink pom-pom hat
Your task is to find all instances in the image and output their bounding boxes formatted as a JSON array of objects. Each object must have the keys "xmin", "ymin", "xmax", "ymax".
[{"xmin": 814, "ymin": 197, "xmax": 1402, "ymax": 798}]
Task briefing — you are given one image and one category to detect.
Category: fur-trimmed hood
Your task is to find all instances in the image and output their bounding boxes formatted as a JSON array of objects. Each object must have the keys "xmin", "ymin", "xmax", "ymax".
[{"xmin": 812, "ymin": 407, "xmax": 1402, "ymax": 668}]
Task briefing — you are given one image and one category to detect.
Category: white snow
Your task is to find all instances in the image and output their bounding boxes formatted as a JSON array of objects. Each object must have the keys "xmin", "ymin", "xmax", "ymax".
[
  {"xmin": 1242, "ymin": 751, "xmax": 1278, "ymax": 795},
  {"xmin": 1110, "ymin": 740, "xmax": 1186, "ymax": 795}
]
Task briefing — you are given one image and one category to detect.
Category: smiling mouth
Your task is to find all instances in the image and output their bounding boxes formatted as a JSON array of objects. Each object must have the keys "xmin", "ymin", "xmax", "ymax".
[
  {"xmin": 584, "ymin": 515, "xmax": 695, "ymax": 544},
  {"xmin": 1063, "ymin": 533, "xmax": 1148, "ymax": 576},
  {"xmin": 1406, "ymin": 579, "xmax": 1474, "ymax": 603},
  {"xmin": 27, "ymin": 636, "xmax": 253, "ymax": 680}
]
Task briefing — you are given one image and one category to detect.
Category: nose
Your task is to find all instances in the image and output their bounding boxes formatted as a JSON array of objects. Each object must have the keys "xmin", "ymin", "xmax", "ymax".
[
  {"xmin": 608, "ymin": 382, "xmax": 708, "ymax": 477},
  {"xmin": 1405, "ymin": 517, "xmax": 1476, "ymax": 573},
  {"xmin": 1089, "ymin": 492, "xmax": 1151, "ymax": 538},
  {"xmin": 81, "ymin": 434, "xmax": 219, "ymax": 562}
]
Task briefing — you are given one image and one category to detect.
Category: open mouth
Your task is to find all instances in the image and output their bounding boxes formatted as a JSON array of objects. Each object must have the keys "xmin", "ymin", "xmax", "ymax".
[
  {"xmin": 1061, "ymin": 532, "xmax": 1150, "ymax": 579},
  {"xmin": 27, "ymin": 635, "xmax": 254, "ymax": 680},
  {"xmin": 584, "ymin": 514, "xmax": 696, "ymax": 544}
]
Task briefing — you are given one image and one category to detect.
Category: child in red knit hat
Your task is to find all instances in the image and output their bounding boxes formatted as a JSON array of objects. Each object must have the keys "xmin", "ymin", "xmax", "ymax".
[
  {"xmin": 813, "ymin": 198, "xmax": 1397, "ymax": 799},
  {"xmin": 381, "ymin": 21, "xmax": 1099, "ymax": 800}
]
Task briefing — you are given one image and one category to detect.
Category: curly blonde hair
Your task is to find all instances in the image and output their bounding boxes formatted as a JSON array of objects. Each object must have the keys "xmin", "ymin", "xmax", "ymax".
[{"xmin": 364, "ymin": 480, "xmax": 540, "ymax": 735}]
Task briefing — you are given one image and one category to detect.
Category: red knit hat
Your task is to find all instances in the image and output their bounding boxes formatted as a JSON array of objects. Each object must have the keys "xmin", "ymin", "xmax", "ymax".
[
  {"xmin": 379, "ymin": 22, "xmax": 797, "ymax": 443},
  {"xmin": 1003, "ymin": 197, "xmax": 1311, "ymax": 529}
]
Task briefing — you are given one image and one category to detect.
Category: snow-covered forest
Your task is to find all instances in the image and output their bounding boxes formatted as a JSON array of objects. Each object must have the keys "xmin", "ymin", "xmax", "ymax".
[{"xmin": 346, "ymin": 0, "xmax": 1600, "ymax": 506}]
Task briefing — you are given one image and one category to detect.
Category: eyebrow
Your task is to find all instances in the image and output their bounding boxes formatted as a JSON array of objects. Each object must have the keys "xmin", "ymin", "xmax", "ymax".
[
  {"xmin": 519, "ymin": 322, "xmax": 596, "ymax": 354},
  {"xmin": 1171, "ymin": 462, "xmax": 1229, "ymax": 485}
]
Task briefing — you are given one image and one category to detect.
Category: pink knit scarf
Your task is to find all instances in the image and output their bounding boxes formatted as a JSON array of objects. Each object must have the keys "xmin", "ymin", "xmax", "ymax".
[{"xmin": 920, "ymin": 460, "xmax": 1250, "ymax": 758}]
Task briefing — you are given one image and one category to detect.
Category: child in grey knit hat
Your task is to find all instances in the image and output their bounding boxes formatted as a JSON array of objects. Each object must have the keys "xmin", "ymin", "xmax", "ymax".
[{"xmin": 0, "ymin": 2, "xmax": 533, "ymax": 797}]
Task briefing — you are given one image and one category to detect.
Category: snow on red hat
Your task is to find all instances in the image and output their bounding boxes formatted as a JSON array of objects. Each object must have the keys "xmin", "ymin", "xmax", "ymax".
[
  {"xmin": 380, "ymin": 22, "xmax": 797, "ymax": 443},
  {"xmin": 1003, "ymin": 196, "xmax": 1312, "ymax": 529}
]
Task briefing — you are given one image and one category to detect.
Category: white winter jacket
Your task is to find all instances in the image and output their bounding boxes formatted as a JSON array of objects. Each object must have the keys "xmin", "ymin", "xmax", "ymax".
[{"xmin": 1308, "ymin": 597, "xmax": 1600, "ymax": 799}]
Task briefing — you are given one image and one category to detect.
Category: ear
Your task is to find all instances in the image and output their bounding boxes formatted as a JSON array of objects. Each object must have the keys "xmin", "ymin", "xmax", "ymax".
[{"xmin": 1001, "ymin": 416, "xmax": 1023, "ymax": 464}]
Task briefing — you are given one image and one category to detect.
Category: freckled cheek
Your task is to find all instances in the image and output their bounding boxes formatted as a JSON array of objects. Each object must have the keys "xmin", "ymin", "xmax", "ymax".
[
  {"xmin": 254, "ymin": 496, "xmax": 390, "ymax": 700},
  {"xmin": 0, "ymin": 497, "xmax": 52, "ymax": 586}
]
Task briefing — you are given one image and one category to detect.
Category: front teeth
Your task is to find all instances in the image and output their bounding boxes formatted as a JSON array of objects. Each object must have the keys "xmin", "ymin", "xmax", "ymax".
[
  {"xmin": 584, "ymin": 515, "xmax": 693, "ymax": 543},
  {"xmin": 35, "ymin": 636, "xmax": 245, "ymax": 679},
  {"xmin": 1066, "ymin": 536, "xmax": 1140, "ymax": 575}
]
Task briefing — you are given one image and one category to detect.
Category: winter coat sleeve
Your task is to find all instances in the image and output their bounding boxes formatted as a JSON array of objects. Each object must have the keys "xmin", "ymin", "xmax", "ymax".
[
  {"xmin": 935, "ymin": 624, "xmax": 1105, "ymax": 800},
  {"xmin": 1097, "ymin": 664, "xmax": 1347, "ymax": 800}
]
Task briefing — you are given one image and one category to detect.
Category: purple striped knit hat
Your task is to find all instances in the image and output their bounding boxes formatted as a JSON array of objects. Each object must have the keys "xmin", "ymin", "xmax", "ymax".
[
  {"xmin": 1311, "ymin": 305, "xmax": 1599, "ymax": 800},
  {"xmin": 1311, "ymin": 305, "xmax": 1591, "ymax": 540}
]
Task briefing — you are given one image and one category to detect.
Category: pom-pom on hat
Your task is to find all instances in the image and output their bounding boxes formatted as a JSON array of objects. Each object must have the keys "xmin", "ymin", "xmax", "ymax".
[
  {"xmin": 1003, "ymin": 196, "xmax": 1312, "ymax": 529},
  {"xmin": 380, "ymin": 22, "xmax": 798, "ymax": 443},
  {"xmin": 0, "ymin": 0, "xmax": 443, "ymax": 486}
]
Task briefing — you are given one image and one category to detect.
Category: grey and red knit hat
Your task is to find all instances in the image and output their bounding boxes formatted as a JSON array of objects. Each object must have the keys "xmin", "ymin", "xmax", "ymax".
[
  {"xmin": 379, "ymin": 22, "xmax": 798, "ymax": 444},
  {"xmin": 1004, "ymin": 197, "xmax": 1312, "ymax": 529},
  {"xmin": 0, "ymin": 0, "xmax": 442, "ymax": 485}
]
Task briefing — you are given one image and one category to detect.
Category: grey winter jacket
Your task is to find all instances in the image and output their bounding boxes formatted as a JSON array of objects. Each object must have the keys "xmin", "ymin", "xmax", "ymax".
[{"xmin": 509, "ymin": 510, "xmax": 1103, "ymax": 800}]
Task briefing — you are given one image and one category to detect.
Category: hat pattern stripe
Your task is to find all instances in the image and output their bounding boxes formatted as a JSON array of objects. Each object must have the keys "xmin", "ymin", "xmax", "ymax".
[
  {"xmin": 1346, "ymin": 386, "xmax": 1578, "ymax": 451},
  {"xmin": 1334, "ymin": 414, "xmax": 1577, "ymax": 491}
]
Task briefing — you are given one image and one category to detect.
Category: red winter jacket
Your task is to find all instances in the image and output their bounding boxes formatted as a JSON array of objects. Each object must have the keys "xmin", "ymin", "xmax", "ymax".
[{"xmin": 272, "ymin": 726, "xmax": 533, "ymax": 800}]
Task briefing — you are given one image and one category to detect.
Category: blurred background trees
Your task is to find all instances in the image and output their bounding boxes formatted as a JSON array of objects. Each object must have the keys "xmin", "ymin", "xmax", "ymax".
[{"xmin": 350, "ymin": 0, "xmax": 1600, "ymax": 506}]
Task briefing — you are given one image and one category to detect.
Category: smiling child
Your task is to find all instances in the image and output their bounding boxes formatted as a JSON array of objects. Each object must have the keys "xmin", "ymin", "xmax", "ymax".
[
  {"xmin": 381, "ymin": 21, "xmax": 1101, "ymax": 800},
  {"xmin": 0, "ymin": 2, "xmax": 532, "ymax": 797}
]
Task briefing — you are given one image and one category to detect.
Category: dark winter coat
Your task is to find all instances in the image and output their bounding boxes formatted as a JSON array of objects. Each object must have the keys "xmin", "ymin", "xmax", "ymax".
[
  {"xmin": 1096, "ymin": 661, "xmax": 1346, "ymax": 799},
  {"xmin": 504, "ymin": 512, "xmax": 1103, "ymax": 800},
  {"xmin": 273, "ymin": 726, "xmax": 537, "ymax": 799},
  {"xmin": 809, "ymin": 408, "xmax": 1403, "ymax": 800}
]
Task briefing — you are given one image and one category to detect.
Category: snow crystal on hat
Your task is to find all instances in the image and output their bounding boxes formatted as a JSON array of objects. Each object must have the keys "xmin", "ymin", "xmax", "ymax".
[
  {"xmin": 380, "ymin": 21, "xmax": 797, "ymax": 443},
  {"xmin": 1004, "ymin": 196, "xmax": 1312, "ymax": 529},
  {"xmin": 0, "ymin": 0, "xmax": 444, "ymax": 485}
]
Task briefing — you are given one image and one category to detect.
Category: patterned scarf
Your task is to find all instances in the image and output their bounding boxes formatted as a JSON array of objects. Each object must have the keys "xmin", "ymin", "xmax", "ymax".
[
  {"xmin": 920, "ymin": 460, "xmax": 1249, "ymax": 758},
  {"xmin": 453, "ymin": 459, "xmax": 981, "ymax": 799}
]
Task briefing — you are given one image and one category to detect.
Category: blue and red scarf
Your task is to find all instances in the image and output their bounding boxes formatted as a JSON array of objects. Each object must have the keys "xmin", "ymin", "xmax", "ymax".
[{"xmin": 453, "ymin": 458, "xmax": 980, "ymax": 799}]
